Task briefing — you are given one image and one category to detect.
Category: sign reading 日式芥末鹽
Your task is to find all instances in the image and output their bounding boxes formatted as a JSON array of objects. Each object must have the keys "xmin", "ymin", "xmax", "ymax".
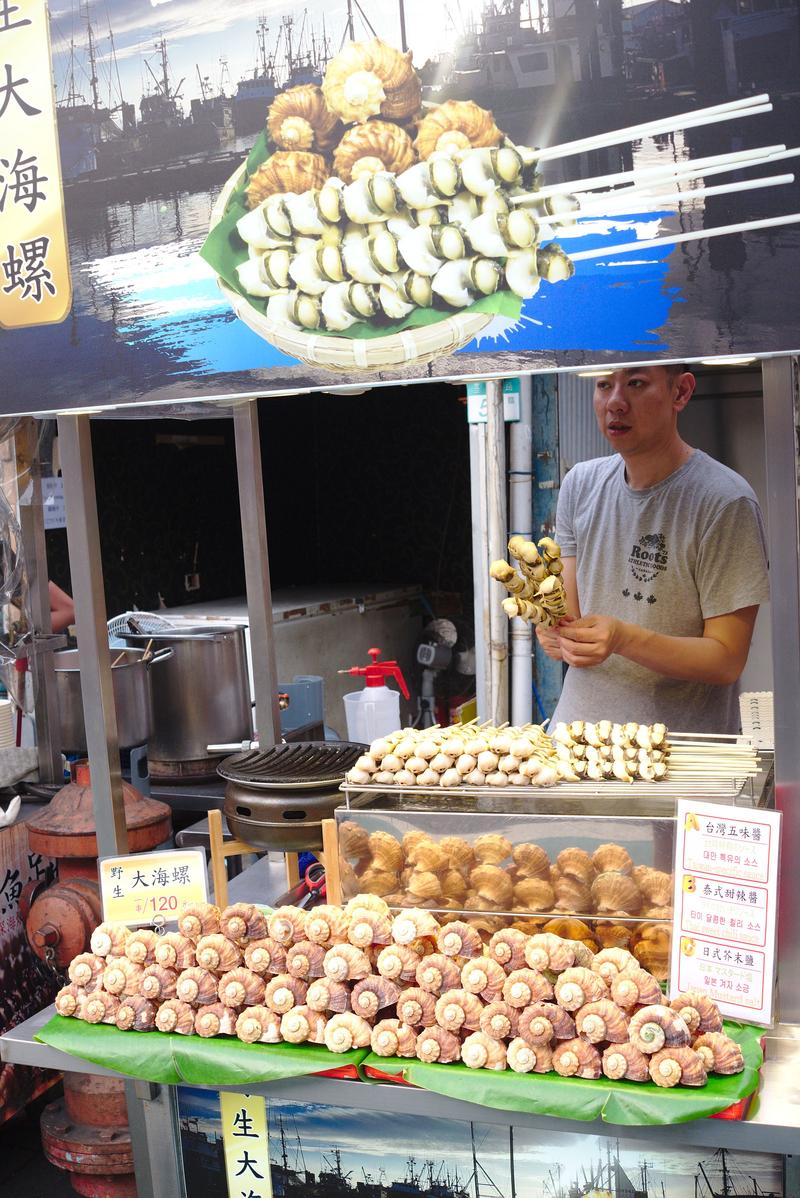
[{"xmin": 0, "ymin": 2, "xmax": 799, "ymax": 413}]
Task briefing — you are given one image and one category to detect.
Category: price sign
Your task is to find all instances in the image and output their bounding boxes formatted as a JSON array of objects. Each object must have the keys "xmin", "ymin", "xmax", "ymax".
[
  {"xmin": 669, "ymin": 800, "xmax": 781, "ymax": 1026},
  {"xmin": 99, "ymin": 849, "xmax": 208, "ymax": 926}
]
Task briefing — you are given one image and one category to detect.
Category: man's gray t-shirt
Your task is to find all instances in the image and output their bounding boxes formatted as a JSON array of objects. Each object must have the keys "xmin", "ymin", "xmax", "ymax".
[{"xmin": 551, "ymin": 450, "xmax": 769, "ymax": 733}]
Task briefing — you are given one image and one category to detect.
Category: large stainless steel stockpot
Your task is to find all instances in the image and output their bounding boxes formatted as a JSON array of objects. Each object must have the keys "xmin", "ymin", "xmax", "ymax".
[
  {"xmin": 54, "ymin": 646, "xmax": 170, "ymax": 753},
  {"xmin": 122, "ymin": 624, "xmax": 251, "ymax": 770}
]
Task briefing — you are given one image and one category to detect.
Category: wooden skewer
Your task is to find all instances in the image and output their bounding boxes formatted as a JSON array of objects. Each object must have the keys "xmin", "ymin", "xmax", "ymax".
[
  {"xmin": 110, "ymin": 650, "xmax": 127, "ymax": 668},
  {"xmin": 534, "ymin": 94, "xmax": 772, "ymax": 164},
  {"xmin": 569, "ymin": 212, "xmax": 800, "ymax": 261},
  {"xmin": 512, "ymin": 144, "xmax": 790, "ymax": 204},
  {"xmin": 669, "ymin": 731, "xmax": 752, "ymax": 740},
  {"xmin": 566, "ymin": 173, "xmax": 795, "ymax": 221}
]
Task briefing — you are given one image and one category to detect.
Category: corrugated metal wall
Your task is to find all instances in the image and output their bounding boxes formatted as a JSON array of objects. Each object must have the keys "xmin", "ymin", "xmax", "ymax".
[{"xmin": 556, "ymin": 374, "xmax": 613, "ymax": 474}]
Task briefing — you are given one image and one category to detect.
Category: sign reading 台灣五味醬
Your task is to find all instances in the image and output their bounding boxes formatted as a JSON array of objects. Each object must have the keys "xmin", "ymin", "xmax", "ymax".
[
  {"xmin": 220, "ymin": 1092, "xmax": 272, "ymax": 1198},
  {"xmin": 670, "ymin": 800, "xmax": 781, "ymax": 1026},
  {"xmin": 0, "ymin": 0, "xmax": 70, "ymax": 329},
  {"xmin": 99, "ymin": 849, "xmax": 208, "ymax": 926}
]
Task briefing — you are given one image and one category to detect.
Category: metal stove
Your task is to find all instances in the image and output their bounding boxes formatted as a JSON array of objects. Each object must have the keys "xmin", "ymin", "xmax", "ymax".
[{"xmin": 221, "ymin": 741, "xmax": 364, "ymax": 852}]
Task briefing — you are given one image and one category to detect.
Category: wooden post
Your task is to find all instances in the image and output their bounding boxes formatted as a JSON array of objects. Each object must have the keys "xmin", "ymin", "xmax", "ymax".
[
  {"xmin": 321, "ymin": 819, "xmax": 342, "ymax": 904},
  {"xmin": 208, "ymin": 809, "xmax": 230, "ymax": 908},
  {"xmin": 284, "ymin": 852, "xmax": 300, "ymax": 890}
]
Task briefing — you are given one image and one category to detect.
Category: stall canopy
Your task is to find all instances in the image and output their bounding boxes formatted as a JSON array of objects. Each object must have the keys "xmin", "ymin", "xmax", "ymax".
[{"xmin": 0, "ymin": 1, "xmax": 799, "ymax": 415}]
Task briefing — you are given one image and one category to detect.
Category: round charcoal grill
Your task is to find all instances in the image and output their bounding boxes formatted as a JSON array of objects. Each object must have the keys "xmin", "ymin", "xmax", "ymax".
[{"xmin": 220, "ymin": 741, "xmax": 365, "ymax": 852}]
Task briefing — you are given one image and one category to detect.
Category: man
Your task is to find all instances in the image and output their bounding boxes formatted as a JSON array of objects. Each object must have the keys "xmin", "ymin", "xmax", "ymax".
[{"xmin": 537, "ymin": 365, "xmax": 769, "ymax": 733}]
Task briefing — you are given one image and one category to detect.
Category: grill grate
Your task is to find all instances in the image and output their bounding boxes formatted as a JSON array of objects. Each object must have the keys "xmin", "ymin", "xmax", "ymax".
[{"xmin": 218, "ymin": 741, "xmax": 365, "ymax": 789}]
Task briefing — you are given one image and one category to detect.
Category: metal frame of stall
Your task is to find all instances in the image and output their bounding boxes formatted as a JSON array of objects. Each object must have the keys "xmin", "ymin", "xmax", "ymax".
[{"xmin": 2, "ymin": 364, "xmax": 800, "ymax": 1195}]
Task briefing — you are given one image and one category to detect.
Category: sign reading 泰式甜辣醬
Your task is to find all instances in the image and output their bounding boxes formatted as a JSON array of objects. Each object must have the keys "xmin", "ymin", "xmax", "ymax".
[
  {"xmin": 99, "ymin": 849, "xmax": 208, "ymax": 926},
  {"xmin": 670, "ymin": 801, "xmax": 781, "ymax": 1026},
  {"xmin": 0, "ymin": 0, "xmax": 71, "ymax": 330}
]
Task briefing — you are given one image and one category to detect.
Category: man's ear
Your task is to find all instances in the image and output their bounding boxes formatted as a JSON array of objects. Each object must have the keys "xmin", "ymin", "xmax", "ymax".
[{"xmin": 673, "ymin": 371, "xmax": 696, "ymax": 413}]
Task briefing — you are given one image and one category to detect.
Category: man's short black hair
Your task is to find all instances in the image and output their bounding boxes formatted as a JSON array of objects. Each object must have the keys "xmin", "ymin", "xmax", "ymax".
[{"xmin": 664, "ymin": 362, "xmax": 689, "ymax": 378}]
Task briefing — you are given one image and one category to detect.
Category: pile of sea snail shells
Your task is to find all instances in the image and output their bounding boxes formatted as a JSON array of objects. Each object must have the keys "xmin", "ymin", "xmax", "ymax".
[
  {"xmin": 345, "ymin": 720, "xmax": 671, "ymax": 787},
  {"xmin": 55, "ymin": 898, "xmax": 744, "ymax": 1087}
]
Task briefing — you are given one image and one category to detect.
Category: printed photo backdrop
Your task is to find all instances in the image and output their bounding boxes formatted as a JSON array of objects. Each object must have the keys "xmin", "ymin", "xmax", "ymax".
[
  {"xmin": 176, "ymin": 1086, "xmax": 785, "ymax": 1198},
  {"xmin": 1, "ymin": 1, "xmax": 800, "ymax": 413}
]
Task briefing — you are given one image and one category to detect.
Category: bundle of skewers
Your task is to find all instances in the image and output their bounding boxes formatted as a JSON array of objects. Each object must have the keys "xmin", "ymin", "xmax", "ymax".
[
  {"xmin": 551, "ymin": 721, "xmax": 669, "ymax": 784},
  {"xmin": 491, "ymin": 536, "xmax": 567, "ymax": 627},
  {"xmin": 344, "ymin": 721, "xmax": 564, "ymax": 788},
  {"xmin": 659, "ymin": 733, "xmax": 759, "ymax": 783},
  {"xmin": 213, "ymin": 39, "xmax": 800, "ymax": 364},
  {"xmin": 55, "ymin": 898, "xmax": 745, "ymax": 1087}
]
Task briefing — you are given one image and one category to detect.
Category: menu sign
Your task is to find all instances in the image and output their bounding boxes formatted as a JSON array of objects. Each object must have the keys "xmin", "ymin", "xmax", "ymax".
[
  {"xmin": 99, "ymin": 849, "xmax": 208, "ymax": 926},
  {"xmin": 670, "ymin": 800, "xmax": 780, "ymax": 1026},
  {"xmin": 0, "ymin": 0, "xmax": 70, "ymax": 329}
]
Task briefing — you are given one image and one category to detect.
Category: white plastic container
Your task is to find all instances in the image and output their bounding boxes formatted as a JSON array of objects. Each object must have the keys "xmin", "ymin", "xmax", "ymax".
[
  {"xmin": 343, "ymin": 685, "xmax": 402, "ymax": 744},
  {"xmin": 340, "ymin": 648, "xmax": 410, "ymax": 744}
]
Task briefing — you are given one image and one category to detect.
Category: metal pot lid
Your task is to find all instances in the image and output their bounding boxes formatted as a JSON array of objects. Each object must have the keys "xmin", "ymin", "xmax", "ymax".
[
  {"xmin": 218, "ymin": 741, "xmax": 365, "ymax": 791},
  {"xmin": 124, "ymin": 623, "xmax": 241, "ymax": 640}
]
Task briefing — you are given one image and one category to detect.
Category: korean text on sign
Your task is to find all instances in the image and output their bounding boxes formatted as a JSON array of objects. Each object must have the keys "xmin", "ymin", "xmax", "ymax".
[{"xmin": 0, "ymin": 0, "xmax": 71, "ymax": 328}]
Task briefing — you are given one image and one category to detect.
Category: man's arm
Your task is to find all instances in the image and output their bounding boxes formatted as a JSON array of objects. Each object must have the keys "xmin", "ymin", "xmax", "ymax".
[
  {"xmin": 558, "ymin": 606, "xmax": 759, "ymax": 686},
  {"xmin": 535, "ymin": 556, "xmax": 580, "ymax": 661}
]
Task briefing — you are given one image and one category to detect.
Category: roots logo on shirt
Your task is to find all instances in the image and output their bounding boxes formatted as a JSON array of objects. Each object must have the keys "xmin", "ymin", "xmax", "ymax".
[{"xmin": 628, "ymin": 532, "xmax": 668, "ymax": 583}]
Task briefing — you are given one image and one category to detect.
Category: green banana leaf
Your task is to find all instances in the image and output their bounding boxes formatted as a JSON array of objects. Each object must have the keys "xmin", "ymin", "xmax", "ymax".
[
  {"xmin": 36, "ymin": 1015, "xmax": 367, "ymax": 1087},
  {"xmin": 362, "ymin": 1022, "xmax": 763, "ymax": 1127},
  {"xmin": 198, "ymin": 133, "xmax": 522, "ymax": 341}
]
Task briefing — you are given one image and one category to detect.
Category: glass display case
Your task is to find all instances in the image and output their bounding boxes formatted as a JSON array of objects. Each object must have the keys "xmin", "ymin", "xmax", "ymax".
[{"xmin": 335, "ymin": 764, "xmax": 773, "ymax": 984}]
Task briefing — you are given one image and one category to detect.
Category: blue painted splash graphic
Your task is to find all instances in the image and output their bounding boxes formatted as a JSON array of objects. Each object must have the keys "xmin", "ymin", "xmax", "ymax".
[{"xmin": 4, "ymin": 210, "xmax": 681, "ymax": 406}]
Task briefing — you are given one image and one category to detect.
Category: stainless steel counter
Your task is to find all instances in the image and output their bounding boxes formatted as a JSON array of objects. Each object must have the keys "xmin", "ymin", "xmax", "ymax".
[{"xmin": 2, "ymin": 1006, "xmax": 799, "ymax": 1154}]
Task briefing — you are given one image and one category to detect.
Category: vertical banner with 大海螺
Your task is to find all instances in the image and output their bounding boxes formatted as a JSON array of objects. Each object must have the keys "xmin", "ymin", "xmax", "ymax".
[
  {"xmin": 0, "ymin": 0, "xmax": 71, "ymax": 328},
  {"xmin": 219, "ymin": 1091, "xmax": 273, "ymax": 1198}
]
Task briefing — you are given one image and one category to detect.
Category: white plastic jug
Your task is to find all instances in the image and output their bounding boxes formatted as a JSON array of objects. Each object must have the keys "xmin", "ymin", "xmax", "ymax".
[
  {"xmin": 343, "ymin": 685, "xmax": 401, "ymax": 744},
  {"xmin": 339, "ymin": 647, "xmax": 409, "ymax": 744}
]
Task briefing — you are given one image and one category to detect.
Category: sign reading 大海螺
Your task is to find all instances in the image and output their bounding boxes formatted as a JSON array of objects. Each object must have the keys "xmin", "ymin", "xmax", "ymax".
[
  {"xmin": 99, "ymin": 849, "xmax": 208, "ymax": 926},
  {"xmin": 0, "ymin": 3, "xmax": 799, "ymax": 413},
  {"xmin": 0, "ymin": 0, "xmax": 71, "ymax": 330}
]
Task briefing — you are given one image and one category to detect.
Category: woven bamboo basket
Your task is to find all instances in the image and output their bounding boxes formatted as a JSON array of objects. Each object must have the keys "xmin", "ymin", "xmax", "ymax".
[{"xmin": 209, "ymin": 163, "xmax": 494, "ymax": 374}]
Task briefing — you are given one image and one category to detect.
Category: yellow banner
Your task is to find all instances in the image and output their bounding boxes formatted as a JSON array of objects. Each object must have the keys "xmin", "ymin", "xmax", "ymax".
[
  {"xmin": 220, "ymin": 1092, "xmax": 272, "ymax": 1198},
  {"xmin": 0, "ymin": 0, "xmax": 71, "ymax": 328},
  {"xmin": 99, "ymin": 850, "xmax": 208, "ymax": 926}
]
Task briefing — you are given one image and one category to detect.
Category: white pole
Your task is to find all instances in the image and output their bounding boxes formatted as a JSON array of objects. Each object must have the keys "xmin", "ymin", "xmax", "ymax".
[
  {"xmin": 509, "ymin": 376, "xmax": 533, "ymax": 726},
  {"xmin": 469, "ymin": 419, "xmax": 490, "ymax": 721},
  {"xmin": 485, "ymin": 379, "xmax": 509, "ymax": 725}
]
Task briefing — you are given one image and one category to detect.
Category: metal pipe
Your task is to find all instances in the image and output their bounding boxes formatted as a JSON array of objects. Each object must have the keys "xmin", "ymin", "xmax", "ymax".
[
  {"xmin": 761, "ymin": 355, "xmax": 800, "ymax": 1023},
  {"xmin": 18, "ymin": 446, "xmax": 63, "ymax": 782},
  {"xmin": 469, "ymin": 420, "xmax": 490, "ymax": 719},
  {"xmin": 57, "ymin": 414, "xmax": 128, "ymax": 856},
  {"xmin": 485, "ymin": 379, "xmax": 508, "ymax": 724},
  {"xmin": 233, "ymin": 400, "xmax": 281, "ymax": 748},
  {"xmin": 509, "ymin": 376, "xmax": 533, "ymax": 725}
]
